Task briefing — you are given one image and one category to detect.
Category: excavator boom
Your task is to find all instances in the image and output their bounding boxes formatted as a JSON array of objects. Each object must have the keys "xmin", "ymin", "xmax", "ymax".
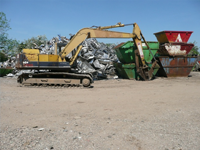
[{"xmin": 60, "ymin": 25, "xmax": 137, "ymax": 59}]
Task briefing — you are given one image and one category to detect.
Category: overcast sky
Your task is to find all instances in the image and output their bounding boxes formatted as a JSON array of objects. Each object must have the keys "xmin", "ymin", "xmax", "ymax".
[{"xmin": 1, "ymin": 0, "xmax": 200, "ymax": 48}]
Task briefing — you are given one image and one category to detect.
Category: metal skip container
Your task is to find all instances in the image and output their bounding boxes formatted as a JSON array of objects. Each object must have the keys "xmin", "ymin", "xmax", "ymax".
[
  {"xmin": 153, "ymin": 30, "xmax": 197, "ymax": 77},
  {"xmin": 156, "ymin": 56, "xmax": 197, "ymax": 77},
  {"xmin": 157, "ymin": 42, "xmax": 194, "ymax": 56},
  {"xmin": 154, "ymin": 31, "xmax": 193, "ymax": 43},
  {"xmin": 154, "ymin": 31, "xmax": 194, "ymax": 56},
  {"xmin": 114, "ymin": 41, "xmax": 160, "ymax": 79},
  {"xmin": 115, "ymin": 41, "xmax": 159, "ymax": 64}
]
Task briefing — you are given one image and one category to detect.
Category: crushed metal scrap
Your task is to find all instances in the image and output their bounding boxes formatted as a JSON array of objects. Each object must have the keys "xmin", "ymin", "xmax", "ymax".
[{"xmin": 75, "ymin": 38, "xmax": 118, "ymax": 79}]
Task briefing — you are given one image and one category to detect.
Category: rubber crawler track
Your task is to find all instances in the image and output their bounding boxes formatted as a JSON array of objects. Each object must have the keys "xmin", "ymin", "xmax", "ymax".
[
  {"xmin": 17, "ymin": 72, "xmax": 93, "ymax": 88},
  {"xmin": 18, "ymin": 84, "xmax": 91, "ymax": 89}
]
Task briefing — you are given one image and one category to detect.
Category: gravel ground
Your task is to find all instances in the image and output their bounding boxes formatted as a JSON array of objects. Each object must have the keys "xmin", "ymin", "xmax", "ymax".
[{"xmin": 1, "ymin": 72, "xmax": 200, "ymax": 150}]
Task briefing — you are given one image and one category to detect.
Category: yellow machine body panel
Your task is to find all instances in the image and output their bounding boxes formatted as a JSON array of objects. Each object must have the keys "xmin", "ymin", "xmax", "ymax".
[
  {"xmin": 22, "ymin": 49, "xmax": 39, "ymax": 62},
  {"xmin": 58, "ymin": 56, "xmax": 65, "ymax": 62},
  {"xmin": 22, "ymin": 49, "xmax": 66, "ymax": 63},
  {"xmin": 38, "ymin": 55, "xmax": 59, "ymax": 62},
  {"xmin": 23, "ymin": 49, "xmax": 40, "ymax": 54},
  {"xmin": 48, "ymin": 55, "xmax": 59, "ymax": 62}
]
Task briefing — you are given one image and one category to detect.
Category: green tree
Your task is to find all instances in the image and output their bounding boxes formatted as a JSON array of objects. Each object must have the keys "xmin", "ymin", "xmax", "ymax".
[
  {"xmin": 0, "ymin": 12, "xmax": 11, "ymax": 49},
  {"xmin": 0, "ymin": 12, "xmax": 10, "ymax": 52},
  {"xmin": 17, "ymin": 42, "xmax": 27, "ymax": 53},
  {"xmin": 4, "ymin": 38, "xmax": 19, "ymax": 55},
  {"xmin": 0, "ymin": 12, "xmax": 11, "ymax": 34},
  {"xmin": 0, "ymin": 33, "xmax": 19, "ymax": 56},
  {"xmin": 0, "ymin": 12, "xmax": 19, "ymax": 57},
  {"xmin": 188, "ymin": 41, "xmax": 199, "ymax": 56},
  {"xmin": 24, "ymin": 35, "xmax": 47, "ymax": 49},
  {"xmin": 0, "ymin": 51, "xmax": 8, "ymax": 62}
]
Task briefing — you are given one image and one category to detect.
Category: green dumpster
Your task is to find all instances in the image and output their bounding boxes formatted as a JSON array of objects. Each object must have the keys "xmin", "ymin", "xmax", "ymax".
[
  {"xmin": 113, "ymin": 63, "xmax": 138, "ymax": 79},
  {"xmin": 114, "ymin": 62, "xmax": 160, "ymax": 80},
  {"xmin": 114, "ymin": 41, "xmax": 160, "ymax": 80},
  {"xmin": 115, "ymin": 41, "xmax": 159, "ymax": 63}
]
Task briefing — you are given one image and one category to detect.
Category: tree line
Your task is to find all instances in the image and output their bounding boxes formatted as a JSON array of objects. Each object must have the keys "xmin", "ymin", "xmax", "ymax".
[{"xmin": 0, "ymin": 12, "xmax": 48, "ymax": 61}]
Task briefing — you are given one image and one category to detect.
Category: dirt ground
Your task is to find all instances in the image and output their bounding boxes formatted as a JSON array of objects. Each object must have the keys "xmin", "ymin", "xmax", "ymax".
[{"xmin": 1, "ymin": 72, "xmax": 200, "ymax": 150}]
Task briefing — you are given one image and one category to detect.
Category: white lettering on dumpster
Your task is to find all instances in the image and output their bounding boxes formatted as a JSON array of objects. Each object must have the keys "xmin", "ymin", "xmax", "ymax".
[{"xmin": 175, "ymin": 34, "xmax": 182, "ymax": 42}]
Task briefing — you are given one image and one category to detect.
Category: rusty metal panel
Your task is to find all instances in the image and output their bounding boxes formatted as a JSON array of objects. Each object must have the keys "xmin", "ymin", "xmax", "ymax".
[
  {"xmin": 154, "ymin": 31, "xmax": 193, "ymax": 43},
  {"xmin": 156, "ymin": 56, "xmax": 197, "ymax": 77},
  {"xmin": 15, "ymin": 54, "xmax": 25, "ymax": 69},
  {"xmin": 158, "ymin": 42, "xmax": 194, "ymax": 56},
  {"xmin": 198, "ymin": 56, "xmax": 200, "ymax": 64},
  {"xmin": 113, "ymin": 42, "xmax": 125, "ymax": 49}
]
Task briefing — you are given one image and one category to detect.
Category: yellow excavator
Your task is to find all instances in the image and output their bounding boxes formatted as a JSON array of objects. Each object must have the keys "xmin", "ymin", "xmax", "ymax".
[{"xmin": 16, "ymin": 23, "xmax": 157, "ymax": 87}]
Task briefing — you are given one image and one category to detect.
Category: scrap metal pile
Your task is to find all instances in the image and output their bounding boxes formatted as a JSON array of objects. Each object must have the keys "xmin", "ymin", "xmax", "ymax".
[
  {"xmin": 75, "ymin": 38, "xmax": 118, "ymax": 78},
  {"xmin": 36, "ymin": 35, "xmax": 70, "ymax": 54},
  {"xmin": 1, "ymin": 56, "xmax": 16, "ymax": 69},
  {"xmin": 1, "ymin": 35, "xmax": 118, "ymax": 79}
]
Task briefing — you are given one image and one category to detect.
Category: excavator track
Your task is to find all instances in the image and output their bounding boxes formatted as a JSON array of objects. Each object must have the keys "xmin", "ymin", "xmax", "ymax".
[
  {"xmin": 19, "ymin": 84, "xmax": 85, "ymax": 89},
  {"xmin": 17, "ymin": 72, "xmax": 93, "ymax": 88}
]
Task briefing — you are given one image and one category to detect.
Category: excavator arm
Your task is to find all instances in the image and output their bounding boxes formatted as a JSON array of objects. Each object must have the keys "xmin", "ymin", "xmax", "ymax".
[
  {"xmin": 60, "ymin": 23, "xmax": 145, "ymax": 61},
  {"xmin": 59, "ymin": 23, "xmax": 156, "ymax": 80}
]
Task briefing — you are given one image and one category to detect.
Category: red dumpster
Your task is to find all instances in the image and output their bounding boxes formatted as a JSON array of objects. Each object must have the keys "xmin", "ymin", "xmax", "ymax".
[
  {"xmin": 154, "ymin": 31, "xmax": 193, "ymax": 43},
  {"xmin": 158, "ymin": 42, "xmax": 194, "ymax": 56}
]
